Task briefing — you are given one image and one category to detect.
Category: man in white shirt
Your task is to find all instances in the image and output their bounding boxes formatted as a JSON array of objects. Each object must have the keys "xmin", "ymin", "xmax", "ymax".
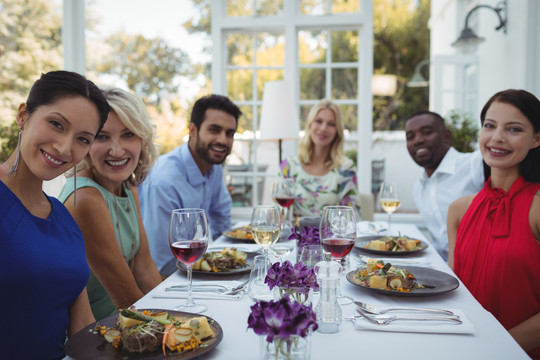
[{"xmin": 405, "ymin": 111, "xmax": 485, "ymax": 261}]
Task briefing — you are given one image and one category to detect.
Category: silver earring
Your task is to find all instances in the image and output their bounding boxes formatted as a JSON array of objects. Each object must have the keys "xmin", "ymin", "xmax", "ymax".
[
  {"xmin": 73, "ymin": 165, "xmax": 77, "ymax": 206},
  {"xmin": 8, "ymin": 129, "xmax": 22, "ymax": 175}
]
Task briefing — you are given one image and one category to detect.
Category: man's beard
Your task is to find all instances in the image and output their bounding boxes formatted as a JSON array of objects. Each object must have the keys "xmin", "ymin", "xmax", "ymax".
[{"xmin": 194, "ymin": 134, "xmax": 229, "ymax": 165}]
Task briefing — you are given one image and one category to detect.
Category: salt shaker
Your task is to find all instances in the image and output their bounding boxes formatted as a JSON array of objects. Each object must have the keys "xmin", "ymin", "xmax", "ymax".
[{"xmin": 314, "ymin": 260, "xmax": 342, "ymax": 333}]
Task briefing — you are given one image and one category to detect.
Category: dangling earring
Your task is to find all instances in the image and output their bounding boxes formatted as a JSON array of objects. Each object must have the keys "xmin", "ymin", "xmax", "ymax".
[
  {"xmin": 8, "ymin": 129, "xmax": 22, "ymax": 176},
  {"xmin": 73, "ymin": 165, "xmax": 77, "ymax": 206}
]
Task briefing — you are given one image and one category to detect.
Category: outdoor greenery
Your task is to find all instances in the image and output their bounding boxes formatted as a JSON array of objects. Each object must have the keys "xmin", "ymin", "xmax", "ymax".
[
  {"xmin": 0, "ymin": 0, "xmax": 62, "ymax": 160},
  {"xmin": 446, "ymin": 110, "xmax": 479, "ymax": 153},
  {"xmin": 0, "ymin": 0, "xmax": 431, "ymax": 160},
  {"xmin": 372, "ymin": 0, "xmax": 430, "ymax": 130},
  {"xmin": 95, "ymin": 31, "xmax": 192, "ymax": 107}
]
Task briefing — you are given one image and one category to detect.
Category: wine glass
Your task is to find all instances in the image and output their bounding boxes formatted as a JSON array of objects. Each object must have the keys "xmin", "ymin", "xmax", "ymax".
[
  {"xmin": 251, "ymin": 205, "xmax": 281, "ymax": 264},
  {"xmin": 378, "ymin": 183, "xmax": 401, "ymax": 234},
  {"xmin": 271, "ymin": 178, "xmax": 296, "ymax": 233},
  {"xmin": 320, "ymin": 205, "xmax": 356, "ymax": 304},
  {"xmin": 169, "ymin": 208, "xmax": 209, "ymax": 313}
]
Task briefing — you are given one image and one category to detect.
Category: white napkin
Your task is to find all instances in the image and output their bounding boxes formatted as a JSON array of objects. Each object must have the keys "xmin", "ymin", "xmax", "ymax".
[
  {"xmin": 353, "ymin": 309, "xmax": 475, "ymax": 334},
  {"xmin": 357, "ymin": 221, "xmax": 389, "ymax": 235},
  {"xmin": 152, "ymin": 291, "xmax": 244, "ymax": 301}
]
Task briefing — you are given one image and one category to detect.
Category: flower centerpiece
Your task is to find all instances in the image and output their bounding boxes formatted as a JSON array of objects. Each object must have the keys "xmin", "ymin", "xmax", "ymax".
[
  {"xmin": 247, "ymin": 294, "xmax": 318, "ymax": 360},
  {"xmin": 289, "ymin": 220, "xmax": 320, "ymax": 263},
  {"xmin": 265, "ymin": 260, "xmax": 318, "ymax": 304}
]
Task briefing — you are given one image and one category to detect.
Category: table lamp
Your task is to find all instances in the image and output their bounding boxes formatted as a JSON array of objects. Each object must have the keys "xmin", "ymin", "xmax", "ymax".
[{"xmin": 259, "ymin": 80, "xmax": 300, "ymax": 164}]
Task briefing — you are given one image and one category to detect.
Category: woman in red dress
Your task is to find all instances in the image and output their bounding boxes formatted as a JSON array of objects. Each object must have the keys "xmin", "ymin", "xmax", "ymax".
[{"xmin": 448, "ymin": 89, "xmax": 540, "ymax": 359}]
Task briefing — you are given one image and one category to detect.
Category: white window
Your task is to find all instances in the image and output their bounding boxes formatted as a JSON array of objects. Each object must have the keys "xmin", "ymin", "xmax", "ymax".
[{"xmin": 211, "ymin": 0, "xmax": 372, "ymax": 208}]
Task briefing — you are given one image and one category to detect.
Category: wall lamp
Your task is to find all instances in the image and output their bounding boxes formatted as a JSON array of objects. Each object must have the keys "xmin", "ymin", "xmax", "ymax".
[
  {"xmin": 407, "ymin": 59, "xmax": 430, "ymax": 88},
  {"xmin": 452, "ymin": 0, "xmax": 507, "ymax": 48}
]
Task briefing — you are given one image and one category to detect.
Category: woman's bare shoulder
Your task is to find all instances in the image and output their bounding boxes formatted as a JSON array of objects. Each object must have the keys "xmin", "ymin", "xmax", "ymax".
[{"xmin": 449, "ymin": 193, "xmax": 476, "ymax": 217}]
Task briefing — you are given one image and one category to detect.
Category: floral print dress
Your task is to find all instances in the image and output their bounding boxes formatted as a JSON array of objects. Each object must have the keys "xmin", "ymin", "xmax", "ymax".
[{"xmin": 280, "ymin": 156, "xmax": 361, "ymax": 219}]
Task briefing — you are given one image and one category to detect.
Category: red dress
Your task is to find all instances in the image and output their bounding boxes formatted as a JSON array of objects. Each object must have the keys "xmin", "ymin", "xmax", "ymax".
[{"xmin": 455, "ymin": 176, "xmax": 540, "ymax": 358}]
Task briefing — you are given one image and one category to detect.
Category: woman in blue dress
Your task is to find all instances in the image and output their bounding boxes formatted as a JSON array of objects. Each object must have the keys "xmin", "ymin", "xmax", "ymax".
[{"xmin": 0, "ymin": 70, "xmax": 110, "ymax": 359}]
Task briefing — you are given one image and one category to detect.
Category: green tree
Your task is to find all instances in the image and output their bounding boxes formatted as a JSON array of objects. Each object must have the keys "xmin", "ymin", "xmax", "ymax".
[
  {"xmin": 94, "ymin": 31, "xmax": 191, "ymax": 106},
  {"xmin": 372, "ymin": 0, "xmax": 430, "ymax": 130},
  {"xmin": 446, "ymin": 110, "xmax": 479, "ymax": 153},
  {"xmin": 0, "ymin": 0, "xmax": 62, "ymax": 160}
]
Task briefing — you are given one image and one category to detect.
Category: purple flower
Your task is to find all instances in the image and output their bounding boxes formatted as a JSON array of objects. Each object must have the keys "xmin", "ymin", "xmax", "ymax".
[
  {"xmin": 264, "ymin": 260, "xmax": 318, "ymax": 293},
  {"xmin": 247, "ymin": 294, "xmax": 318, "ymax": 342},
  {"xmin": 288, "ymin": 225, "xmax": 320, "ymax": 248}
]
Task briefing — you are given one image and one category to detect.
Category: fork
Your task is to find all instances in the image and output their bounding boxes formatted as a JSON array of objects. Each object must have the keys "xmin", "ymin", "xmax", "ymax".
[
  {"xmin": 166, "ymin": 280, "xmax": 249, "ymax": 295},
  {"xmin": 355, "ymin": 301, "xmax": 454, "ymax": 316},
  {"xmin": 355, "ymin": 309, "xmax": 462, "ymax": 325}
]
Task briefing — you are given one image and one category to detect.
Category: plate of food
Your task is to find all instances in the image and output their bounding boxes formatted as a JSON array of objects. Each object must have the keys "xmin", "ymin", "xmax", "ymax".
[
  {"xmin": 223, "ymin": 225, "xmax": 253, "ymax": 242},
  {"xmin": 176, "ymin": 247, "xmax": 256, "ymax": 275},
  {"xmin": 64, "ymin": 308, "xmax": 223, "ymax": 359},
  {"xmin": 346, "ymin": 259, "xmax": 459, "ymax": 297},
  {"xmin": 355, "ymin": 235, "xmax": 428, "ymax": 256}
]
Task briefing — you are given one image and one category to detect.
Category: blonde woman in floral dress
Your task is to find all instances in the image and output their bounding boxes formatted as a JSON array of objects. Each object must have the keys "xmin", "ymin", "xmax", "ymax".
[{"xmin": 280, "ymin": 100, "xmax": 361, "ymax": 218}]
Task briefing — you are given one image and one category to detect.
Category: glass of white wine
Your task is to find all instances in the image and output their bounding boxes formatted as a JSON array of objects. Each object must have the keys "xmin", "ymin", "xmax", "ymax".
[
  {"xmin": 379, "ymin": 183, "xmax": 401, "ymax": 234},
  {"xmin": 250, "ymin": 205, "xmax": 281, "ymax": 263}
]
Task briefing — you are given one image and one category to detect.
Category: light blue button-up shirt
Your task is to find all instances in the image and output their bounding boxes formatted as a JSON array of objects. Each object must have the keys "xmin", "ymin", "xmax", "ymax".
[{"xmin": 138, "ymin": 143, "xmax": 232, "ymax": 272}]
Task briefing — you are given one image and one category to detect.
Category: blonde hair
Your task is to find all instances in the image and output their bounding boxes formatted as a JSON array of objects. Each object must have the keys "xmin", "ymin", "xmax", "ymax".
[
  {"xmin": 298, "ymin": 99, "xmax": 345, "ymax": 169},
  {"xmin": 73, "ymin": 87, "xmax": 157, "ymax": 188}
]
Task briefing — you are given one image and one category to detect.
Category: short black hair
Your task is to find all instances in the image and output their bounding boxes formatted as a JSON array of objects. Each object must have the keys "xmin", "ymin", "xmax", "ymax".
[
  {"xmin": 26, "ymin": 70, "xmax": 110, "ymax": 134},
  {"xmin": 190, "ymin": 94, "xmax": 242, "ymax": 130},
  {"xmin": 406, "ymin": 110, "xmax": 446, "ymax": 127}
]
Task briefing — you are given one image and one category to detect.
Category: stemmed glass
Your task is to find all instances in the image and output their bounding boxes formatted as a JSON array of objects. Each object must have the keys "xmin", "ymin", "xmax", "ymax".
[
  {"xmin": 378, "ymin": 183, "xmax": 401, "ymax": 234},
  {"xmin": 169, "ymin": 208, "xmax": 209, "ymax": 313},
  {"xmin": 271, "ymin": 178, "xmax": 296, "ymax": 233},
  {"xmin": 320, "ymin": 205, "xmax": 356, "ymax": 304},
  {"xmin": 251, "ymin": 205, "xmax": 281, "ymax": 264}
]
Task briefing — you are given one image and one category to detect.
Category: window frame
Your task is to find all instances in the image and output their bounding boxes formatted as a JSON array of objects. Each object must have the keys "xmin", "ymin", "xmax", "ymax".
[{"xmin": 211, "ymin": 0, "xmax": 373, "ymax": 208}]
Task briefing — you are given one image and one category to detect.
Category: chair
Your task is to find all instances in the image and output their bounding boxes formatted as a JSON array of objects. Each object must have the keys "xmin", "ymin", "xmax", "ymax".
[{"xmin": 359, "ymin": 192, "xmax": 374, "ymax": 221}]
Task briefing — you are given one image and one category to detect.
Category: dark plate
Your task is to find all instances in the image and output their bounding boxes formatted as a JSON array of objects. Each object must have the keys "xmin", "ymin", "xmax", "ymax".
[
  {"xmin": 176, "ymin": 248, "xmax": 256, "ymax": 275},
  {"xmin": 64, "ymin": 309, "xmax": 223, "ymax": 359},
  {"xmin": 222, "ymin": 227, "xmax": 254, "ymax": 242},
  {"xmin": 346, "ymin": 266, "xmax": 459, "ymax": 297},
  {"xmin": 355, "ymin": 235, "xmax": 429, "ymax": 256}
]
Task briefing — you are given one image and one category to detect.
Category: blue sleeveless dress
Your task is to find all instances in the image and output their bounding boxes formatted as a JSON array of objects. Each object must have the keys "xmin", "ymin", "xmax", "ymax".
[{"xmin": 0, "ymin": 180, "xmax": 89, "ymax": 360}]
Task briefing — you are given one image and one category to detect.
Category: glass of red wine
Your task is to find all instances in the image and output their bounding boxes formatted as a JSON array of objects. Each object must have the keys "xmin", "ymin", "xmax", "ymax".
[
  {"xmin": 320, "ymin": 205, "xmax": 357, "ymax": 304},
  {"xmin": 271, "ymin": 178, "xmax": 296, "ymax": 233},
  {"xmin": 169, "ymin": 208, "xmax": 209, "ymax": 313}
]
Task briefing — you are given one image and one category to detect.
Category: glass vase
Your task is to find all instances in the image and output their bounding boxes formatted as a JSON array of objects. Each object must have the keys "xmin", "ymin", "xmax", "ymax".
[
  {"xmin": 260, "ymin": 333, "xmax": 311, "ymax": 360},
  {"xmin": 273, "ymin": 287, "xmax": 313, "ymax": 305}
]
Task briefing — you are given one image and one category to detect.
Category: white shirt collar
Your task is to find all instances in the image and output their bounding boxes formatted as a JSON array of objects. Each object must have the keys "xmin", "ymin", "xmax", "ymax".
[{"xmin": 419, "ymin": 147, "xmax": 458, "ymax": 182}]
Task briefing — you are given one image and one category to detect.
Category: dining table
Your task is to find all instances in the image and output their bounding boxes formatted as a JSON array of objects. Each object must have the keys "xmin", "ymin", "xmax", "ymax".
[{"xmin": 115, "ymin": 222, "xmax": 528, "ymax": 360}]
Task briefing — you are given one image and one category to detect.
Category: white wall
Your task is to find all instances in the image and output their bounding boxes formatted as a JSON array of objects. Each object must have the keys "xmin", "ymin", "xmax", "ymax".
[{"xmin": 430, "ymin": 0, "xmax": 540, "ymax": 117}]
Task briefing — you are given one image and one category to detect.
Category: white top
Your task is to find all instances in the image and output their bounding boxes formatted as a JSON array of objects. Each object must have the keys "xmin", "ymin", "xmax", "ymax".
[{"xmin": 413, "ymin": 147, "xmax": 485, "ymax": 261}]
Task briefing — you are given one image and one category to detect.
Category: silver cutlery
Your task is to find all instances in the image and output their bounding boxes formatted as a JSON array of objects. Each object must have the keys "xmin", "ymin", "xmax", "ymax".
[
  {"xmin": 355, "ymin": 309, "xmax": 462, "ymax": 325},
  {"xmin": 166, "ymin": 280, "xmax": 249, "ymax": 295},
  {"xmin": 355, "ymin": 301, "xmax": 454, "ymax": 316}
]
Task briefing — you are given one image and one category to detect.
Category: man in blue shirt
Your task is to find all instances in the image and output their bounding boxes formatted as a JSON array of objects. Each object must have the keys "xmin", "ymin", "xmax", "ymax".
[{"xmin": 139, "ymin": 94, "xmax": 242, "ymax": 275}]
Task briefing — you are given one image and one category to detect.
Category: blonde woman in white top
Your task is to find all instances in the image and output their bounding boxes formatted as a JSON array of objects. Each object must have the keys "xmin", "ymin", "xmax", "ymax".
[{"xmin": 280, "ymin": 100, "xmax": 361, "ymax": 218}]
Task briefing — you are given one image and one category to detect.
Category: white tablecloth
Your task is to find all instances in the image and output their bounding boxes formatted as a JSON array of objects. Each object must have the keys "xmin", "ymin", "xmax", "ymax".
[{"xmin": 132, "ymin": 223, "xmax": 529, "ymax": 360}]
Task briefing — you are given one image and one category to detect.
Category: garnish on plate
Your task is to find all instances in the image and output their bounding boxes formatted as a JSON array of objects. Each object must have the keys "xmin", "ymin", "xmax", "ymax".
[
  {"xmin": 354, "ymin": 259, "xmax": 425, "ymax": 292},
  {"xmin": 224, "ymin": 225, "xmax": 253, "ymax": 240},
  {"xmin": 365, "ymin": 235, "xmax": 423, "ymax": 252},
  {"xmin": 192, "ymin": 247, "xmax": 248, "ymax": 272},
  {"xmin": 92, "ymin": 308, "xmax": 214, "ymax": 355}
]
